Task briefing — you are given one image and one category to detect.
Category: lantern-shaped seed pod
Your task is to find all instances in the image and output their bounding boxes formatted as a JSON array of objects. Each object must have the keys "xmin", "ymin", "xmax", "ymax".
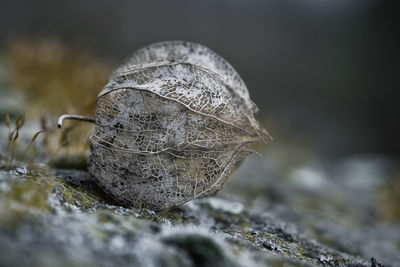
[{"xmin": 58, "ymin": 41, "xmax": 271, "ymax": 210}]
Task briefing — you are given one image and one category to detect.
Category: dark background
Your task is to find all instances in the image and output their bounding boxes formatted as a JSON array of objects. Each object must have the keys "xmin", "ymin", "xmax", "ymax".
[{"xmin": 1, "ymin": 0, "xmax": 399, "ymax": 158}]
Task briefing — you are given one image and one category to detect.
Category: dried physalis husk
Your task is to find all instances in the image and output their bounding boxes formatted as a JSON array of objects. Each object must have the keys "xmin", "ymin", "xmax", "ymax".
[{"xmin": 58, "ymin": 41, "xmax": 271, "ymax": 210}]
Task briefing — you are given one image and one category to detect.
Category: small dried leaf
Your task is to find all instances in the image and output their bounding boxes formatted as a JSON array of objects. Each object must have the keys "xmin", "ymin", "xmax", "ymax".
[
  {"xmin": 22, "ymin": 130, "xmax": 44, "ymax": 158},
  {"xmin": 12, "ymin": 130, "xmax": 19, "ymax": 142},
  {"xmin": 31, "ymin": 130, "xmax": 44, "ymax": 143},
  {"xmin": 15, "ymin": 114, "xmax": 25, "ymax": 130},
  {"xmin": 5, "ymin": 114, "xmax": 10, "ymax": 129},
  {"xmin": 8, "ymin": 131, "xmax": 14, "ymax": 142}
]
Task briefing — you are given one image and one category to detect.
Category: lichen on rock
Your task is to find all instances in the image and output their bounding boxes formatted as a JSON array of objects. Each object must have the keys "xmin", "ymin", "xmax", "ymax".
[{"xmin": 1, "ymin": 159, "xmax": 397, "ymax": 267}]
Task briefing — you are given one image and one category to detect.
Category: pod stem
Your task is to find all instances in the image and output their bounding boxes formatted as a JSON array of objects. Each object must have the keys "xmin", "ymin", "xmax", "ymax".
[{"xmin": 57, "ymin": 114, "xmax": 95, "ymax": 128}]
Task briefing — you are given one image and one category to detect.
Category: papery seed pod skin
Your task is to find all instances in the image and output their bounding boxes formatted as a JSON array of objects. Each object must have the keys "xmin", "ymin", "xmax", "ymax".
[{"xmin": 61, "ymin": 41, "xmax": 270, "ymax": 210}]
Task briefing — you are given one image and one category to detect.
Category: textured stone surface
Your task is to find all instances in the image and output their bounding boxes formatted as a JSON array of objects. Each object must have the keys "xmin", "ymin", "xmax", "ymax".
[{"xmin": 1, "ymin": 152, "xmax": 398, "ymax": 266}]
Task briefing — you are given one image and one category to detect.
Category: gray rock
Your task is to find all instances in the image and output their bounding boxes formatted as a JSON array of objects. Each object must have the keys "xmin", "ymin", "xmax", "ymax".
[{"xmin": 1, "ymin": 155, "xmax": 397, "ymax": 267}]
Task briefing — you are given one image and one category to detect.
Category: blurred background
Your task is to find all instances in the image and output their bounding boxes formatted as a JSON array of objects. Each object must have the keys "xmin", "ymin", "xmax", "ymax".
[
  {"xmin": 0, "ymin": 2, "xmax": 400, "ymax": 265},
  {"xmin": 0, "ymin": 0, "xmax": 398, "ymax": 159}
]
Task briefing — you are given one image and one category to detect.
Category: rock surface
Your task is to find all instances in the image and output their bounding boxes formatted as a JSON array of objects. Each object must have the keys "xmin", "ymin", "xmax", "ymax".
[{"xmin": 0, "ymin": 150, "xmax": 399, "ymax": 266}]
